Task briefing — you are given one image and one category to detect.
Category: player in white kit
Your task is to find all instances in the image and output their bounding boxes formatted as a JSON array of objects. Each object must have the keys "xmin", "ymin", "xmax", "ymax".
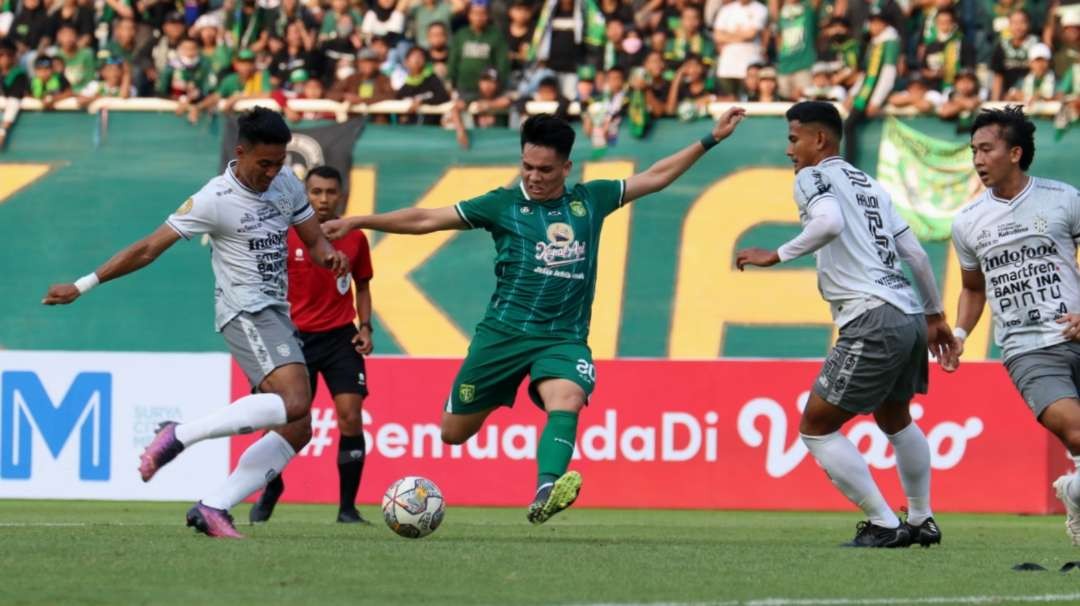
[
  {"xmin": 943, "ymin": 106, "xmax": 1080, "ymax": 545},
  {"xmin": 737, "ymin": 101, "xmax": 956, "ymax": 547},
  {"xmin": 42, "ymin": 108, "xmax": 349, "ymax": 538}
]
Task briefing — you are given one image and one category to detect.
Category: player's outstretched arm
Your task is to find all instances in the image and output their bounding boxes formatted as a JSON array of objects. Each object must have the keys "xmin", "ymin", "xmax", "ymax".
[
  {"xmin": 623, "ymin": 107, "xmax": 746, "ymax": 204},
  {"xmin": 735, "ymin": 195, "xmax": 845, "ymax": 270},
  {"xmin": 42, "ymin": 224, "xmax": 181, "ymax": 305},
  {"xmin": 294, "ymin": 215, "xmax": 350, "ymax": 277},
  {"xmin": 942, "ymin": 267, "xmax": 986, "ymax": 372},
  {"xmin": 322, "ymin": 206, "xmax": 467, "ymax": 239}
]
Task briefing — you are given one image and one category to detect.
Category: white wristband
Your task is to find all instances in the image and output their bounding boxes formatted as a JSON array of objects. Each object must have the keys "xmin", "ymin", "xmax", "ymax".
[
  {"xmin": 953, "ymin": 327, "xmax": 968, "ymax": 342},
  {"xmin": 74, "ymin": 272, "xmax": 100, "ymax": 294}
]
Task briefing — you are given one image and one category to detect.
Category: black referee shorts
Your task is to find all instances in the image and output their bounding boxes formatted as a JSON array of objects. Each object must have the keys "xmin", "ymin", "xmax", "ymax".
[{"xmin": 298, "ymin": 323, "xmax": 369, "ymax": 398}]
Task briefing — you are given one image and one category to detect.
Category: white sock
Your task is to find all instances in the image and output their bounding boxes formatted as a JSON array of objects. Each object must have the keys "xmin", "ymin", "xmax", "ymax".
[
  {"xmin": 201, "ymin": 431, "xmax": 296, "ymax": 510},
  {"xmin": 802, "ymin": 432, "xmax": 900, "ymax": 528},
  {"xmin": 174, "ymin": 393, "xmax": 287, "ymax": 447},
  {"xmin": 887, "ymin": 422, "xmax": 933, "ymax": 525},
  {"xmin": 1067, "ymin": 455, "xmax": 1080, "ymax": 505}
]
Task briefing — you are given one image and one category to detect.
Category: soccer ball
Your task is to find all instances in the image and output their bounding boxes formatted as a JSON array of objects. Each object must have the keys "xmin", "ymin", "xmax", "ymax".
[{"xmin": 382, "ymin": 476, "xmax": 445, "ymax": 539}]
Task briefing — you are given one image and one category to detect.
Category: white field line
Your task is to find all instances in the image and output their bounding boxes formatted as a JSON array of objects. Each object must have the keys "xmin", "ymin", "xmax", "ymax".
[{"xmin": 576, "ymin": 594, "xmax": 1080, "ymax": 606}]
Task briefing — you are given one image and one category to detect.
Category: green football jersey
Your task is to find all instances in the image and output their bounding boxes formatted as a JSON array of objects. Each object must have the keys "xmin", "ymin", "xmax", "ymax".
[{"xmin": 455, "ymin": 179, "xmax": 625, "ymax": 340}]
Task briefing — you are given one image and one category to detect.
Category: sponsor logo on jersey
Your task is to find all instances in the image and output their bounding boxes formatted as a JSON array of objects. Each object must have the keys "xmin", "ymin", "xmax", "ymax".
[
  {"xmin": 535, "ymin": 222, "xmax": 587, "ymax": 267},
  {"xmin": 175, "ymin": 198, "xmax": 193, "ymax": 216},
  {"xmin": 248, "ymin": 230, "xmax": 287, "ymax": 251},
  {"xmin": 982, "ymin": 243, "xmax": 1059, "ymax": 272},
  {"xmin": 520, "ymin": 205, "xmax": 533, "ymax": 215},
  {"xmin": 569, "ymin": 200, "xmax": 587, "ymax": 217}
]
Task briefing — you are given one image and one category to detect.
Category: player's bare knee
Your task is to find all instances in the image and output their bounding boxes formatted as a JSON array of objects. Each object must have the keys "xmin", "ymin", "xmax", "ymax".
[
  {"xmin": 337, "ymin": 409, "xmax": 364, "ymax": 435},
  {"xmin": 1062, "ymin": 428, "xmax": 1080, "ymax": 454},
  {"xmin": 282, "ymin": 392, "xmax": 312, "ymax": 422},
  {"xmin": 276, "ymin": 415, "xmax": 313, "ymax": 452},
  {"xmin": 441, "ymin": 427, "xmax": 470, "ymax": 445}
]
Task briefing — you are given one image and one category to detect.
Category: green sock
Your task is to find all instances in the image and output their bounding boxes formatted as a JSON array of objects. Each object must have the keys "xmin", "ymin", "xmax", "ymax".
[{"xmin": 536, "ymin": 410, "xmax": 579, "ymax": 489}]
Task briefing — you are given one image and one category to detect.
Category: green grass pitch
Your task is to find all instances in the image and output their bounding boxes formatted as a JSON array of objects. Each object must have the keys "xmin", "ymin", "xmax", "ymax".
[{"xmin": 3, "ymin": 500, "xmax": 1080, "ymax": 605}]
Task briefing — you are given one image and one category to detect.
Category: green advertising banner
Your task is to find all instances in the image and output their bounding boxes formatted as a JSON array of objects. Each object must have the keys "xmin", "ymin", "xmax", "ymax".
[
  {"xmin": 877, "ymin": 117, "xmax": 983, "ymax": 242},
  {"xmin": 1, "ymin": 113, "xmax": 1077, "ymax": 361}
]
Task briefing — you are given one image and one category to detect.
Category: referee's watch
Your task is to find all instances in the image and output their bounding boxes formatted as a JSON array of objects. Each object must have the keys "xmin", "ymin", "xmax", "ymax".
[{"xmin": 358, "ymin": 321, "xmax": 374, "ymax": 332}]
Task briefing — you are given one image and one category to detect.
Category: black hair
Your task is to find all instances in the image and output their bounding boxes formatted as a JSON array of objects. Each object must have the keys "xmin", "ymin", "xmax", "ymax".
[
  {"xmin": 0, "ymin": 38, "xmax": 16, "ymax": 54},
  {"xmin": 537, "ymin": 76, "xmax": 559, "ymax": 89},
  {"xmin": 936, "ymin": 6, "xmax": 956, "ymax": 20},
  {"xmin": 428, "ymin": 21, "xmax": 447, "ymax": 31},
  {"xmin": 607, "ymin": 65, "xmax": 626, "ymax": 78},
  {"xmin": 520, "ymin": 114, "xmax": 575, "ymax": 159},
  {"xmin": 406, "ymin": 45, "xmax": 428, "ymax": 61},
  {"xmin": 237, "ymin": 107, "xmax": 292, "ymax": 147},
  {"xmin": 306, "ymin": 165, "xmax": 343, "ymax": 186},
  {"xmin": 970, "ymin": 105, "xmax": 1036, "ymax": 171},
  {"xmin": 785, "ymin": 101, "xmax": 843, "ymax": 142}
]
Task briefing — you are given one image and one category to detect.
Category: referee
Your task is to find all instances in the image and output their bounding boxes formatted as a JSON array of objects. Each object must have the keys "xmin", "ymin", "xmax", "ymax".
[{"xmin": 250, "ymin": 165, "xmax": 375, "ymax": 524}]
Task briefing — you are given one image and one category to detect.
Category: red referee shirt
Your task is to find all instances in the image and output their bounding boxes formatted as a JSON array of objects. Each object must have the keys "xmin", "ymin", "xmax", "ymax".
[{"xmin": 286, "ymin": 228, "xmax": 373, "ymax": 333}]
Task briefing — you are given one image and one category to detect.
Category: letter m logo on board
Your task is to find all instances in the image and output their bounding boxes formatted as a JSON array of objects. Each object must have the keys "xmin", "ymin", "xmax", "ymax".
[{"xmin": 1, "ymin": 371, "xmax": 112, "ymax": 481}]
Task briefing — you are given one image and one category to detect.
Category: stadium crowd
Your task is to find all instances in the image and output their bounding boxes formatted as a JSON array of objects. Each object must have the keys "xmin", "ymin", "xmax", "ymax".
[{"xmin": 0, "ymin": 0, "xmax": 1079, "ymax": 148}]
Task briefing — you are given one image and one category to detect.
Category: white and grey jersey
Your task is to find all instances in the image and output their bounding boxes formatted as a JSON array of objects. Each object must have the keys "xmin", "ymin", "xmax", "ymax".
[
  {"xmin": 793, "ymin": 157, "xmax": 923, "ymax": 327},
  {"xmin": 166, "ymin": 161, "xmax": 314, "ymax": 331},
  {"xmin": 951, "ymin": 177, "xmax": 1080, "ymax": 361}
]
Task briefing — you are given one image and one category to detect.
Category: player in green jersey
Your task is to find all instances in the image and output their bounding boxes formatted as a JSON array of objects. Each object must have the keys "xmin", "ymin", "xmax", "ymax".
[{"xmin": 323, "ymin": 109, "xmax": 745, "ymax": 523}]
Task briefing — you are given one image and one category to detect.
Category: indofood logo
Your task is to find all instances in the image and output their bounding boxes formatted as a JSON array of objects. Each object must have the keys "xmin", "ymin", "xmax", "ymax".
[
  {"xmin": 982, "ymin": 243, "xmax": 1058, "ymax": 271},
  {"xmin": 535, "ymin": 223, "xmax": 586, "ymax": 267}
]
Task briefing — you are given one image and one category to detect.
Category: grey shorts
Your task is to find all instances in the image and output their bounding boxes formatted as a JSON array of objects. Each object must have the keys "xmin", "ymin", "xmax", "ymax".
[
  {"xmin": 222, "ymin": 307, "xmax": 306, "ymax": 388},
  {"xmin": 813, "ymin": 303, "xmax": 929, "ymax": 414},
  {"xmin": 1003, "ymin": 341, "xmax": 1080, "ymax": 418}
]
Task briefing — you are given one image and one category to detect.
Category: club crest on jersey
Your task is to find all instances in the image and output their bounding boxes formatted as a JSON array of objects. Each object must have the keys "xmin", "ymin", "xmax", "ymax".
[
  {"xmin": 337, "ymin": 274, "xmax": 351, "ymax": 295},
  {"xmin": 536, "ymin": 222, "xmax": 587, "ymax": 267},
  {"xmin": 521, "ymin": 205, "xmax": 533, "ymax": 215},
  {"xmin": 570, "ymin": 200, "xmax": 587, "ymax": 217},
  {"xmin": 1033, "ymin": 215, "xmax": 1048, "ymax": 233},
  {"xmin": 459, "ymin": 384, "xmax": 476, "ymax": 403}
]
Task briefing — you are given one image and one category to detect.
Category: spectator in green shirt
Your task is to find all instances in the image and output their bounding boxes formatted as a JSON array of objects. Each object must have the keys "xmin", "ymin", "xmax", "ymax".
[
  {"xmin": 192, "ymin": 13, "xmax": 231, "ymax": 86},
  {"xmin": 447, "ymin": 1, "xmax": 508, "ymax": 100},
  {"xmin": 158, "ymin": 38, "xmax": 212, "ymax": 102},
  {"xmin": 823, "ymin": 16, "xmax": 859, "ymax": 88},
  {"xmin": 847, "ymin": 9, "xmax": 899, "ymax": 117},
  {"xmin": 194, "ymin": 48, "xmax": 271, "ymax": 120},
  {"xmin": 770, "ymin": 0, "xmax": 820, "ymax": 100},
  {"xmin": 408, "ymin": 0, "xmax": 451, "ymax": 49},
  {"xmin": 53, "ymin": 22, "xmax": 96, "ymax": 92},
  {"xmin": 77, "ymin": 53, "xmax": 134, "ymax": 108},
  {"xmin": 664, "ymin": 6, "xmax": 715, "ymax": 74},
  {"xmin": 29, "ymin": 54, "xmax": 73, "ymax": 109},
  {"xmin": 917, "ymin": 7, "xmax": 974, "ymax": 91}
]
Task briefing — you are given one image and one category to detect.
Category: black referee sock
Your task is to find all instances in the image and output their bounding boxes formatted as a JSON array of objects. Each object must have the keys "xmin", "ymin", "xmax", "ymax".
[{"xmin": 338, "ymin": 434, "xmax": 366, "ymax": 512}]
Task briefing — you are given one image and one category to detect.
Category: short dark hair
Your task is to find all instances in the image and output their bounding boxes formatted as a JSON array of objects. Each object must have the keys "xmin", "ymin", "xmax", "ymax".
[
  {"xmin": 0, "ymin": 38, "xmax": 16, "ymax": 54},
  {"xmin": 520, "ymin": 114, "xmax": 575, "ymax": 159},
  {"xmin": 607, "ymin": 65, "xmax": 626, "ymax": 78},
  {"xmin": 237, "ymin": 107, "xmax": 292, "ymax": 147},
  {"xmin": 306, "ymin": 165, "xmax": 343, "ymax": 187},
  {"xmin": 970, "ymin": 105, "xmax": 1036, "ymax": 171},
  {"xmin": 786, "ymin": 101, "xmax": 843, "ymax": 142},
  {"xmin": 406, "ymin": 46, "xmax": 427, "ymax": 61},
  {"xmin": 936, "ymin": 6, "xmax": 956, "ymax": 20}
]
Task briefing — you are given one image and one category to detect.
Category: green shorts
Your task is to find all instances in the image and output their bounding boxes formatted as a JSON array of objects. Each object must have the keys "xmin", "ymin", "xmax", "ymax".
[{"xmin": 446, "ymin": 321, "xmax": 596, "ymax": 414}]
